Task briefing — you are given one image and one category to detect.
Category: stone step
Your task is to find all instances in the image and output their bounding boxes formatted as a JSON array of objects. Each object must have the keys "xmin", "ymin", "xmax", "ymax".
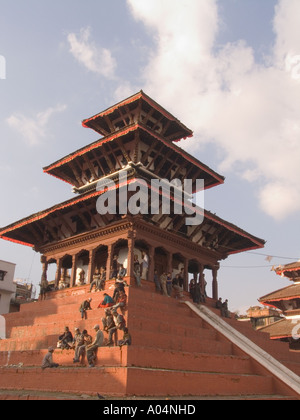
[
  {"xmin": 0, "ymin": 392, "xmax": 297, "ymax": 401},
  {"xmin": 16, "ymin": 281, "xmax": 177, "ymax": 315},
  {"xmin": 126, "ymin": 346, "xmax": 254, "ymax": 375},
  {"xmin": 128, "ymin": 315, "xmax": 217, "ymax": 342},
  {"xmin": 0, "ymin": 345, "xmax": 254, "ymax": 375},
  {"xmin": 4, "ymin": 298, "xmax": 193, "ymax": 333},
  {"xmin": 0, "ymin": 365, "xmax": 278, "ymax": 398},
  {"xmin": 0, "ymin": 346, "xmax": 123, "ymax": 368},
  {"xmin": 6, "ymin": 314, "xmax": 213, "ymax": 344},
  {"xmin": 130, "ymin": 330, "xmax": 234, "ymax": 354},
  {"xmin": 0, "ymin": 321, "xmax": 227, "ymax": 354},
  {"xmin": 1, "ymin": 279, "xmax": 299, "ymax": 399}
]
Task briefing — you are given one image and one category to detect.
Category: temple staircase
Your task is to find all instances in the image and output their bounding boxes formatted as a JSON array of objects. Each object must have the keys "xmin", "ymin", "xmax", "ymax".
[{"xmin": 0, "ymin": 280, "xmax": 299, "ymax": 400}]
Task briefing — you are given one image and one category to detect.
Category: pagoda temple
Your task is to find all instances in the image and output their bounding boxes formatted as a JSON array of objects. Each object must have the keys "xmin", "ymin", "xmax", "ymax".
[
  {"xmin": 0, "ymin": 91, "xmax": 265, "ymax": 296},
  {"xmin": 259, "ymin": 262, "xmax": 300, "ymax": 351},
  {"xmin": 2, "ymin": 92, "xmax": 300, "ymax": 400}
]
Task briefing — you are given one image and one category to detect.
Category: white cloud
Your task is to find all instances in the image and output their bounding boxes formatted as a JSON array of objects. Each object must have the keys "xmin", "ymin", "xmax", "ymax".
[
  {"xmin": 127, "ymin": 0, "xmax": 300, "ymax": 221},
  {"xmin": 7, "ymin": 104, "xmax": 67, "ymax": 146},
  {"xmin": 67, "ymin": 27, "xmax": 117, "ymax": 79}
]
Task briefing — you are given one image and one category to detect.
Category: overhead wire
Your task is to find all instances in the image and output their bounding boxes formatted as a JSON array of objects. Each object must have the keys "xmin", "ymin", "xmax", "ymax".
[{"xmin": 220, "ymin": 247, "xmax": 299, "ymax": 269}]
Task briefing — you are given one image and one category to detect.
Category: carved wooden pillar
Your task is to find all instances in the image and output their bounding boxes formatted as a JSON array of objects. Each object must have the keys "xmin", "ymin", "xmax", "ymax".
[
  {"xmin": 127, "ymin": 235, "xmax": 135, "ymax": 279},
  {"xmin": 199, "ymin": 263, "xmax": 204, "ymax": 292},
  {"xmin": 55, "ymin": 258, "xmax": 62, "ymax": 289},
  {"xmin": 87, "ymin": 249, "xmax": 96, "ymax": 284},
  {"xmin": 212, "ymin": 266, "xmax": 219, "ymax": 301},
  {"xmin": 148, "ymin": 245, "xmax": 155, "ymax": 283},
  {"xmin": 184, "ymin": 258, "xmax": 189, "ymax": 291},
  {"xmin": 71, "ymin": 254, "xmax": 78, "ymax": 288},
  {"xmin": 40, "ymin": 255, "xmax": 48, "ymax": 285},
  {"xmin": 167, "ymin": 252, "xmax": 173, "ymax": 275},
  {"xmin": 106, "ymin": 244, "xmax": 114, "ymax": 281}
]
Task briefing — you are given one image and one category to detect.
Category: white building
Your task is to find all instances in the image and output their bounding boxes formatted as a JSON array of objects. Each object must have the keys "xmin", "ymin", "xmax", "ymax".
[{"xmin": 0, "ymin": 260, "xmax": 16, "ymax": 315}]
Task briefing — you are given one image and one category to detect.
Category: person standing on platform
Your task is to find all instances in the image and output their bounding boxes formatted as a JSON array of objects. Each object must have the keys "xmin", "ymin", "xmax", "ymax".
[
  {"xmin": 133, "ymin": 254, "xmax": 141, "ymax": 287},
  {"xmin": 172, "ymin": 274, "xmax": 184, "ymax": 300},
  {"xmin": 89, "ymin": 268, "xmax": 101, "ymax": 293},
  {"xmin": 160, "ymin": 272, "xmax": 168, "ymax": 296},
  {"xmin": 189, "ymin": 279, "xmax": 196, "ymax": 302},
  {"xmin": 166, "ymin": 272, "xmax": 173, "ymax": 297},
  {"xmin": 111, "ymin": 255, "xmax": 119, "ymax": 279},
  {"xmin": 178, "ymin": 268, "xmax": 185, "ymax": 289},
  {"xmin": 141, "ymin": 251, "xmax": 149, "ymax": 281}
]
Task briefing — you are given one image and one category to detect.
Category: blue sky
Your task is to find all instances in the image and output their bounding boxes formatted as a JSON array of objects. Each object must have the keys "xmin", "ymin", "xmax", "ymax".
[{"xmin": 1, "ymin": 0, "xmax": 300, "ymax": 312}]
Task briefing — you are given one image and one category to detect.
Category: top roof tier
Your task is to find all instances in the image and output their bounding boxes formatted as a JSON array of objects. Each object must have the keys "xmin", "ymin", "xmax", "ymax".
[
  {"xmin": 43, "ymin": 91, "xmax": 225, "ymax": 191},
  {"xmin": 82, "ymin": 90, "xmax": 193, "ymax": 142}
]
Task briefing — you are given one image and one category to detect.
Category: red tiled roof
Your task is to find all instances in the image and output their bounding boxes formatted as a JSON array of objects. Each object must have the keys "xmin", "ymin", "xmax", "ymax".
[
  {"xmin": 82, "ymin": 90, "xmax": 193, "ymax": 141},
  {"xmin": 259, "ymin": 318, "xmax": 299, "ymax": 340},
  {"xmin": 275, "ymin": 262, "xmax": 300, "ymax": 276},
  {"xmin": 259, "ymin": 283, "xmax": 300, "ymax": 303}
]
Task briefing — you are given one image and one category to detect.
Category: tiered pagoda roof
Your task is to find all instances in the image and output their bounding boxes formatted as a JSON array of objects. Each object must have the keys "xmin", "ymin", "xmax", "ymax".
[
  {"xmin": 0, "ymin": 91, "xmax": 265, "ymax": 260},
  {"xmin": 44, "ymin": 91, "xmax": 224, "ymax": 193}
]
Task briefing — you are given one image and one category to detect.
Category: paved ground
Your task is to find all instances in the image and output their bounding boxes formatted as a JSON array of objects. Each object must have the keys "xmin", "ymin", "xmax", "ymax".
[{"xmin": 0, "ymin": 389, "xmax": 295, "ymax": 401}]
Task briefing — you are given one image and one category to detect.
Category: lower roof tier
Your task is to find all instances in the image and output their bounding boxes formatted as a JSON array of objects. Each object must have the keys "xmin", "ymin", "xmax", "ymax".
[
  {"xmin": 259, "ymin": 318, "xmax": 300, "ymax": 341},
  {"xmin": 0, "ymin": 184, "xmax": 265, "ymax": 259},
  {"xmin": 259, "ymin": 283, "xmax": 300, "ymax": 307}
]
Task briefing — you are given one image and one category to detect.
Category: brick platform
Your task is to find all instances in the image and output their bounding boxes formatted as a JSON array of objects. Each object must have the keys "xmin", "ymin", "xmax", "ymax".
[{"xmin": 0, "ymin": 280, "xmax": 299, "ymax": 399}]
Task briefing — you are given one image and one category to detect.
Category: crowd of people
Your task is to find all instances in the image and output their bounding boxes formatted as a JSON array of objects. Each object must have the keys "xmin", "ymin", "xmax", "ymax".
[
  {"xmin": 41, "ymin": 253, "xmax": 231, "ymax": 370},
  {"xmin": 42, "ymin": 316, "xmax": 130, "ymax": 370},
  {"xmin": 41, "ymin": 270, "xmax": 132, "ymax": 370}
]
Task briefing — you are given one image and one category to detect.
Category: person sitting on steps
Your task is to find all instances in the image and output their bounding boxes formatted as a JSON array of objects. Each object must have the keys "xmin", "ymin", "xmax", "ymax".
[
  {"xmin": 79, "ymin": 298, "xmax": 92, "ymax": 320},
  {"xmin": 41, "ymin": 347, "xmax": 59, "ymax": 370},
  {"xmin": 86, "ymin": 325, "xmax": 104, "ymax": 368},
  {"xmin": 102, "ymin": 309, "xmax": 117, "ymax": 347}
]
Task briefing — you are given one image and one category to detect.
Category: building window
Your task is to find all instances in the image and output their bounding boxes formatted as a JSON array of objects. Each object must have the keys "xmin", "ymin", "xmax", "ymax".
[{"xmin": 0, "ymin": 271, "xmax": 7, "ymax": 281}]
